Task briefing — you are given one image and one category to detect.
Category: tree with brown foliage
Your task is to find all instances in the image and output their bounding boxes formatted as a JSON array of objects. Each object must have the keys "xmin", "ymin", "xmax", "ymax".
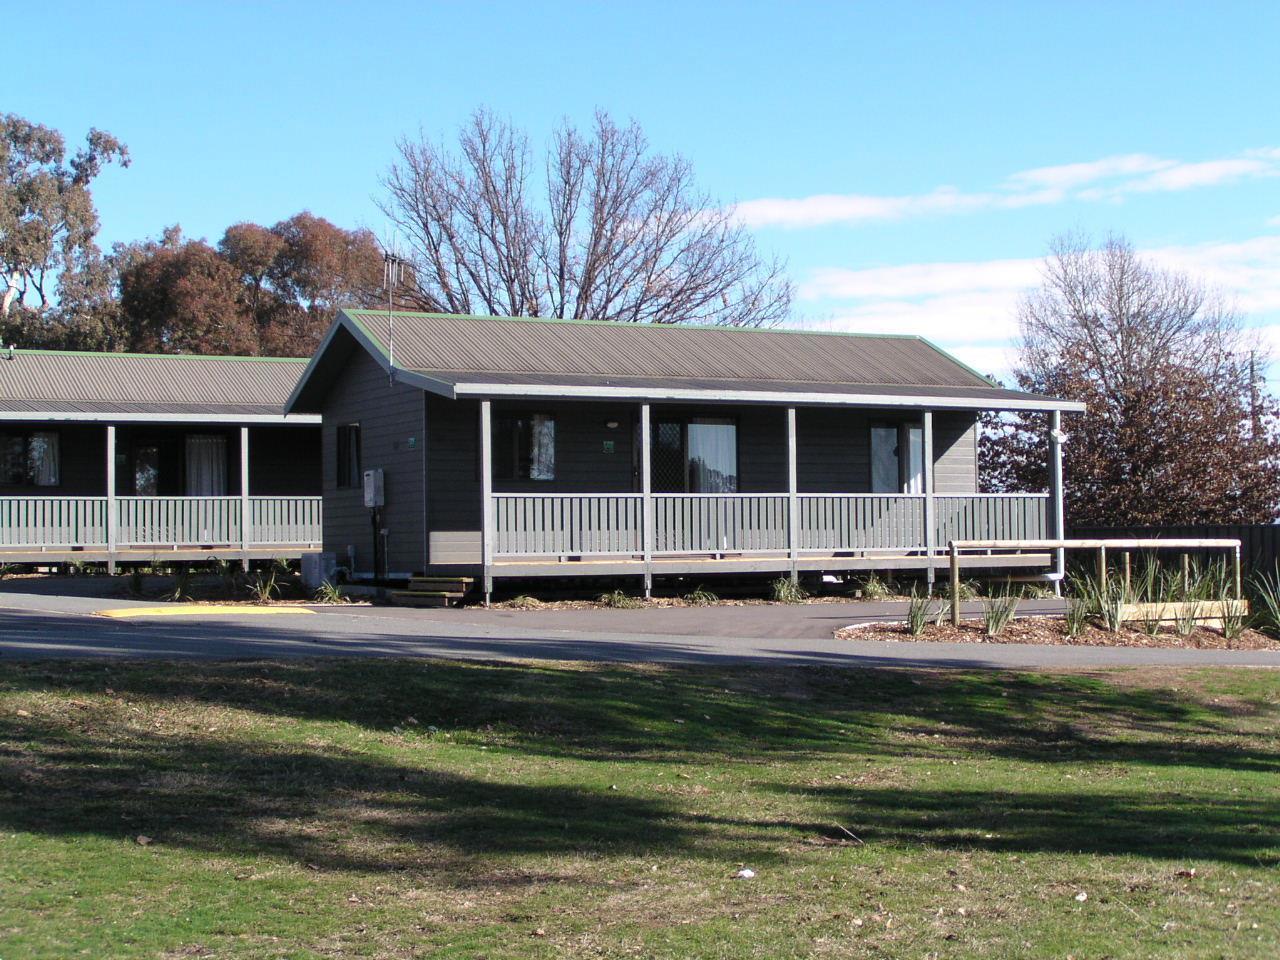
[
  {"xmin": 240, "ymin": 212, "xmax": 382, "ymax": 355},
  {"xmin": 10, "ymin": 212, "xmax": 381, "ymax": 357},
  {"xmin": 381, "ymin": 109, "xmax": 792, "ymax": 326},
  {"xmin": 118, "ymin": 227, "xmax": 258, "ymax": 355},
  {"xmin": 981, "ymin": 234, "xmax": 1280, "ymax": 525}
]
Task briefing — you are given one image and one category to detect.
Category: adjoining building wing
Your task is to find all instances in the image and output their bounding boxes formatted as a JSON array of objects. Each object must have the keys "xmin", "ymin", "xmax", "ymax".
[{"xmin": 0, "ymin": 349, "xmax": 319, "ymax": 423}]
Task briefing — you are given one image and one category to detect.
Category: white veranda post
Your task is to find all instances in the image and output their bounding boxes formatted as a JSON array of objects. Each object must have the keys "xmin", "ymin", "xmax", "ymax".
[
  {"xmin": 105, "ymin": 424, "xmax": 117, "ymax": 573},
  {"xmin": 1049, "ymin": 409, "xmax": 1066, "ymax": 583},
  {"xmin": 240, "ymin": 426, "xmax": 251, "ymax": 570},
  {"xmin": 640, "ymin": 403, "xmax": 653, "ymax": 597},
  {"xmin": 923, "ymin": 410, "xmax": 935, "ymax": 587},
  {"xmin": 480, "ymin": 400, "xmax": 494, "ymax": 604},
  {"xmin": 786, "ymin": 407, "xmax": 798, "ymax": 582}
]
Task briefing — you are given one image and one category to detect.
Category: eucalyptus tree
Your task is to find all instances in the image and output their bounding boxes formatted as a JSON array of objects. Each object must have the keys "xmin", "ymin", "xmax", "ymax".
[{"xmin": 1, "ymin": 114, "xmax": 128, "ymax": 318}]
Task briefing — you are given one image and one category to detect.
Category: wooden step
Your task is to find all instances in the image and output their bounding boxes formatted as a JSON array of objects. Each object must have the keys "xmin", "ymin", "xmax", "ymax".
[{"xmin": 408, "ymin": 577, "xmax": 475, "ymax": 593}]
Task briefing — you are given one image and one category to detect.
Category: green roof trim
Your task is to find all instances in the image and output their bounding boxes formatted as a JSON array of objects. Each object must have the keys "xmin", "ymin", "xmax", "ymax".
[
  {"xmin": 912, "ymin": 338, "xmax": 1002, "ymax": 388},
  {"xmin": 10, "ymin": 348, "xmax": 309, "ymax": 364},
  {"xmin": 343, "ymin": 308, "xmax": 928, "ymax": 342}
]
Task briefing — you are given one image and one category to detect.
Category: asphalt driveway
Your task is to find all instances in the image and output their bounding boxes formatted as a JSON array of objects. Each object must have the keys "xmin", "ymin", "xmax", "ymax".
[{"xmin": 0, "ymin": 585, "xmax": 1278, "ymax": 668}]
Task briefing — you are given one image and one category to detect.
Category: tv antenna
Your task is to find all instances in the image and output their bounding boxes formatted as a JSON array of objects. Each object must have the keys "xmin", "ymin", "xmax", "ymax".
[{"xmin": 383, "ymin": 248, "xmax": 406, "ymax": 385}]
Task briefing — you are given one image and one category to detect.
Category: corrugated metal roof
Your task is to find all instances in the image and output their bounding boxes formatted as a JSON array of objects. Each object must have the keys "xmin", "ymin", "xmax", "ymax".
[
  {"xmin": 345, "ymin": 309, "xmax": 998, "ymax": 388},
  {"xmin": 0, "ymin": 350, "xmax": 311, "ymax": 419},
  {"xmin": 287, "ymin": 311, "xmax": 1082, "ymax": 412}
]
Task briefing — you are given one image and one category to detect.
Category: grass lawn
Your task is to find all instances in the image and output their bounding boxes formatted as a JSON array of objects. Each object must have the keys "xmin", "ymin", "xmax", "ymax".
[{"xmin": 0, "ymin": 659, "xmax": 1276, "ymax": 959}]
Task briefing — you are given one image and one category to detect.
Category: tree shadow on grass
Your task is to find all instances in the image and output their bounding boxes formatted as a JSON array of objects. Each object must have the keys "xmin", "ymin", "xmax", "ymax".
[
  {"xmin": 3, "ymin": 657, "xmax": 1274, "ymax": 773},
  {"xmin": 0, "ymin": 714, "xmax": 732, "ymax": 879},
  {"xmin": 752, "ymin": 784, "xmax": 1280, "ymax": 867},
  {"xmin": 0, "ymin": 658, "xmax": 1276, "ymax": 873}
]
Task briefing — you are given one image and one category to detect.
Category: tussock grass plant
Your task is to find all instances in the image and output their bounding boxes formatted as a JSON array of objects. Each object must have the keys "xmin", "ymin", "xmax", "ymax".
[
  {"xmin": 905, "ymin": 586, "xmax": 939, "ymax": 637},
  {"xmin": 1220, "ymin": 604, "xmax": 1249, "ymax": 645},
  {"xmin": 771, "ymin": 576, "xmax": 808, "ymax": 604},
  {"xmin": 1173, "ymin": 601, "xmax": 1202, "ymax": 638},
  {"xmin": 856, "ymin": 572, "xmax": 893, "ymax": 600},
  {"xmin": 982, "ymin": 588, "xmax": 1021, "ymax": 637},
  {"xmin": 1064, "ymin": 596, "xmax": 1090, "ymax": 638},
  {"xmin": 1249, "ymin": 568, "xmax": 1280, "ymax": 638},
  {"xmin": 248, "ymin": 567, "xmax": 280, "ymax": 604},
  {"xmin": 683, "ymin": 586, "xmax": 719, "ymax": 606},
  {"xmin": 1073, "ymin": 570, "xmax": 1128, "ymax": 632},
  {"xmin": 313, "ymin": 580, "xmax": 347, "ymax": 604},
  {"xmin": 598, "ymin": 589, "xmax": 643, "ymax": 609}
]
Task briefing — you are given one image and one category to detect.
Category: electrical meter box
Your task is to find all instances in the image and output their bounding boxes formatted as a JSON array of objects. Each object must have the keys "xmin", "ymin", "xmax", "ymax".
[{"xmin": 363, "ymin": 468, "xmax": 385, "ymax": 508}]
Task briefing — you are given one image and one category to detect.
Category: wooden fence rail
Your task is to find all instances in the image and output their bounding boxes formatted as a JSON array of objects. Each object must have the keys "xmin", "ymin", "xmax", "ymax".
[
  {"xmin": 797, "ymin": 494, "xmax": 924, "ymax": 552},
  {"xmin": 491, "ymin": 492, "xmax": 1050, "ymax": 558},
  {"xmin": 493, "ymin": 494, "xmax": 643, "ymax": 556},
  {"xmin": 654, "ymin": 494, "xmax": 790, "ymax": 554},
  {"xmin": 0, "ymin": 496, "xmax": 322, "ymax": 551}
]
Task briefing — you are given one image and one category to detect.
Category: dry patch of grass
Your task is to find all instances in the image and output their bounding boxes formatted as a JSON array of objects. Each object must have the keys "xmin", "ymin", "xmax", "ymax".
[{"xmin": 0, "ymin": 658, "xmax": 1276, "ymax": 958}]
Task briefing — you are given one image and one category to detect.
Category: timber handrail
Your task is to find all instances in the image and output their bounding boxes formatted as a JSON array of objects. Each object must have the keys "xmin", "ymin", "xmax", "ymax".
[{"xmin": 947, "ymin": 537, "xmax": 1244, "ymax": 626}]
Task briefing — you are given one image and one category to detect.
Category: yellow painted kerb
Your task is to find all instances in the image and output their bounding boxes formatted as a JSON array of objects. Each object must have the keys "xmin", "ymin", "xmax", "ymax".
[{"xmin": 96, "ymin": 605, "xmax": 317, "ymax": 619}]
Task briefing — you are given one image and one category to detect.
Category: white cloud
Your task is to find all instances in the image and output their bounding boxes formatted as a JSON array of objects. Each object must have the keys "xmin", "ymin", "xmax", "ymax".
[
  {"xmin": 1147, "ymin": 235, "xmax": 1280, "ymax": 314},
  {"xmin": 732, "ymin": 187, "xmax": 994, "ymax": 229},
  {"xmin": 732, "ymin": 148, "xmax": 1280, "ymax": 228},
  {"xmin": 799, "ymin": 235, "xmax": 1280, "ymax": 371},
  {"xmin": 1003, "ymin": 153, "xmax": 1172, "ymax": 190},
  {"xmin": 802, "ymin": 257, "xmax": 1039, "ymax": 301},
  {"xmin": 944, "ymin": 344, "xmax": 1018, "ymax": 379}
]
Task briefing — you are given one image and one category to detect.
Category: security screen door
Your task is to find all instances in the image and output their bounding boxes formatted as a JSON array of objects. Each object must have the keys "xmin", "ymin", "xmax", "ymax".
[{"xmin": 653, "ymin": 418, "xmax": 738, "ymax": 492}]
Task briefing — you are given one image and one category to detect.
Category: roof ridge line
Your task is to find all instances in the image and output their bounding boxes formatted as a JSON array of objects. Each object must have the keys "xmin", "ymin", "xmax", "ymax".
[{"xmin": 342, "ymin": 308, "xmax": 926, "ymax": 342}]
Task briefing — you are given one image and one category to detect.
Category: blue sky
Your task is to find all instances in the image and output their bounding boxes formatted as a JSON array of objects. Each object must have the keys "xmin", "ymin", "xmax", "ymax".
[{"xmin": 10, "ymin": 1, "xmax": 1280, "ymax": 374}]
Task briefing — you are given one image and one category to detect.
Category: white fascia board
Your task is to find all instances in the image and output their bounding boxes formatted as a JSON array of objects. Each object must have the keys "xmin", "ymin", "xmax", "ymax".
[
  {"xmin": 0, "ymin": 411, "xmax": 322, "ymax": 424},
  {"xmin": 450, "ymin": 381, "xmax": 1086, "ymax": 413}
]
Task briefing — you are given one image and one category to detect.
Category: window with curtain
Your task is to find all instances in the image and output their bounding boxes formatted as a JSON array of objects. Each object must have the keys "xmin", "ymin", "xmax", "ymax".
[
  {"xmin": 687, "ymin": 418, "xmax": 738, "ymax": 492},
  {"xmin": 495, "ymin": 414, "xmax": 556, "ymax": 480},
  {"xmin": 653, "ymin": 418, "xmax": 738, "ymax": 492},
  {"xmin": 0, "ymin": 431, "xmax": 60, "ymax": 487},
  {"xmin": 336, "ymin": 424, "xmax": 361, "ymax": 488},
  {"xmin": 184, "ymin": 434, "xmax": 227, "ymax": 495}
]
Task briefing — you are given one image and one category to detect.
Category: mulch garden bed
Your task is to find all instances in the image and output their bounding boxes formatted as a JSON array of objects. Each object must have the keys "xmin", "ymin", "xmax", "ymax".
[
  {"xmin": 487, "ymin": 593, "xmax": 909, "ymax": 611},
  {"xmin": 836, "ymin": 615, "xmax": 1280, "ymax": 650}
]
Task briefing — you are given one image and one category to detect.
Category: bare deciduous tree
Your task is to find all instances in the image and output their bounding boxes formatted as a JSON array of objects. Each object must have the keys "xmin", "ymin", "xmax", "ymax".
[
  {"xmin": 380, "ymin": 110, "xmax": 792, "ymax": 326},
  {"xmin": 982, "ymin": 233, "xmax": 1280, "ymax": 525}
]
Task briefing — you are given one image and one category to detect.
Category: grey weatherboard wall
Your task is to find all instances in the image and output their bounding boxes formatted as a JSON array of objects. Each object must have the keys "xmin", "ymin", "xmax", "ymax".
[{"xmin": 320, "ymin": 346, "xmax": 425, "ymax": 573}]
